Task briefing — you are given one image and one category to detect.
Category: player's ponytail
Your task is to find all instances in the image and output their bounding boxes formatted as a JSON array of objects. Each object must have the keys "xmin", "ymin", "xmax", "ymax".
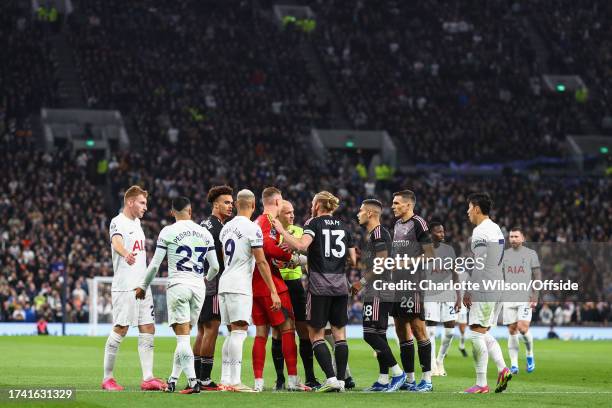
[{"xmin": 314, "ymin": 191, "xmax": 340, "ymax": 213}]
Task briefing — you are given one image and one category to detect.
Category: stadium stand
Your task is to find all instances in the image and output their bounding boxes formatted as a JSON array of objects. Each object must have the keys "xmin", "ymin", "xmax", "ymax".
[{"xmin": 0, "ymin": 0, "xmax": 610, "ymax": 324}]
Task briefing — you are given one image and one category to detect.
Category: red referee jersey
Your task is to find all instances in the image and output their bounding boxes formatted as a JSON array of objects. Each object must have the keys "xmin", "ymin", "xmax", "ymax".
[{"xmin": 252, "ymin": 214, "xmax": 290, "ymax": 297}]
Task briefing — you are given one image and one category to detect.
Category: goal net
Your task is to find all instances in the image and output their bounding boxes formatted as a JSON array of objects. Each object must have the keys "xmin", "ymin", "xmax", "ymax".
[{"xmin": 88, "ymin": 276, "xmax": 169, "ymax": 335}]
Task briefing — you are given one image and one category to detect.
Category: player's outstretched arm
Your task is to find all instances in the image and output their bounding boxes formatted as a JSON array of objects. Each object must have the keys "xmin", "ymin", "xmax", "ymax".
[
  {"xmin": 205, "ymin": 248, "xmax": 220, "ymax": 281},
  {"xmin": 111, "ymin": 235, "xmax": 136, "ymax": 265},
  {"xmin": 272, "ymin": 218, "xmax": 313, "ymax": 252},
  {"xmin": 136, "ymin": 245, "xmax": 166, "ymax": 299},
  {"xmin": 252, "ymin": 247, "xmax": 281, "ymax": 310}
]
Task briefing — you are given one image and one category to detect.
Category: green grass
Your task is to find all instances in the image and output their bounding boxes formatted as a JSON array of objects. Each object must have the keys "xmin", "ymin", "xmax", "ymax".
[{"xmin": 0, "ymin": 336, "xmax": 611, "ymax": 407}]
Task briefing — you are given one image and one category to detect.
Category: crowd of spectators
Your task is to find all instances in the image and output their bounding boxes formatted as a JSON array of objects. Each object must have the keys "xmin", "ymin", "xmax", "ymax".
[
  {"xmin": 2, "ymin": 130, "xmax": 609, "ymax": 323},
  {"xmin": 528, "ymin": 0, "xmax": 611, "ymax": 134},
  {"xmin": 1, "ymin": 1, "xmax": 610, "ymax": 325},
  {"xmin": 0, "ymin": 1, "xmax": 57, "ymax": 138},
  {"xmin": 307, "ymin": 0, "xmax": 601, "ymax": 162}
]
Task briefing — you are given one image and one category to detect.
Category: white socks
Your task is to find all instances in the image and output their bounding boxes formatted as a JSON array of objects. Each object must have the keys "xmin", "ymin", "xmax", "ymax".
[
  {"xmin": 220, "ymin": 334, "xmax": 231, "ymax": 385},
  {"xmin": 426, "ymin": 326, "xmax": 437, "ymax": 367},
  {"xmin": 103, "ymin": 331, "xmax": 124, "ymax": 380},
  {"xmin": 229, "ymin": 330, "xmax": 247, "ymax": 385},
  {"xmin": 485, "ymin": 333, "xmax": 506, "ymax": 372},
  {"xmin": 377, "ymin": 373, "xmax": 389, "ymax": 385},
  {"xmin": 459, "ymin": 331, "xmax": 466, "ymax": 349},
  {"xmin": 470, "ymin": 331, "xmax": 488, "ymax": 387},
  {"xmin": 172, "ymin": 335, "xmax": 196, "ymax": 384},
  {"xmin": 508, "ymin": 334, "xmax": 520, "ymax": 367},
  {"xmin": 437, "ymin": 328, "xmax": 454, "ymax": 363},
  {"xmin": 390, "ymin": 364, "xmax": 403, "ymax": 377},
  {"xmin": 521, "ymin": 331, "xmax": 534, "ymax": 357},
  {"xmin": 138, "ymin": 333, "xmax": 154, "ymax": 380}
]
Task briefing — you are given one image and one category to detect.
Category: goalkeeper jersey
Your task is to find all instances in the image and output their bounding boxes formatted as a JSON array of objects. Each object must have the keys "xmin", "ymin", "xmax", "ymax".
[{"xmin": 280, "ymin": 225, "xmax": 304, "ymax": 281}]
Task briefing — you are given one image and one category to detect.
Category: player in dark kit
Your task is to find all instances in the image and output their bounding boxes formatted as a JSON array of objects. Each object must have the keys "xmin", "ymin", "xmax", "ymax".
[
  {"xmin": 351, "ymin": 199, "xmax": 407, "ymax": 392},
  {"xmin": 273, "ymin": 191, "xmax": 356, "ymax": 393},
  {"xmin": 194, "ymin": 185, "xmax": 234, "ymax": 390},
  {"xmin": 390, "ymin": 190, "xmax": 435, "ymax": 392}
]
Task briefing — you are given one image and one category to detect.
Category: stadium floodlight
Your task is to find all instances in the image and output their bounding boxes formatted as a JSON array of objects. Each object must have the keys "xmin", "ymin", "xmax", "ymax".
[
  {"xmin": 600, "ymin": 146, "xmax": 609, "ymax": 154},
  {"xmin": 345, "ymin": 139, "xmax": 355, "ymax": 148},
  {"xmin": 86, "ymin": 139, "xmax": 95, "ymax": 147},
  {"xmin": 556, "ymin": 84, "xmax": 566, "ymax": 92}
]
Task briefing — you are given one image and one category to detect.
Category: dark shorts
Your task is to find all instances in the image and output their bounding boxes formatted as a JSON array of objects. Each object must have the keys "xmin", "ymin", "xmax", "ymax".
[
  {"xmin": 363, "ymin": 297, "xmax": 392, "ymax": 331},
  {"xmin": 252, "ymin": 291, "xmax": 294, "ymax": 327},
  {"xmin": 198, "ymin": 293, "xmax": 221, "ymax": 324},
  {"xmin": 390, "ymin": 291, "xmax": 425, "ymax": 321},
  {"xmin": 306, "ymin": 293, "xmax": 348, "ymax": 329},
  {"xmin": 285, "ymin": 278, "xmax": 307, "ymax": 322}
]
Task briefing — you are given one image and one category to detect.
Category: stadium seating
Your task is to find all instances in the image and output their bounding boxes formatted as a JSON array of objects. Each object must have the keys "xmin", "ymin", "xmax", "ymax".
[{"xmin": 1, "ymin": 0, "xmax": 610, "ymax": 324}]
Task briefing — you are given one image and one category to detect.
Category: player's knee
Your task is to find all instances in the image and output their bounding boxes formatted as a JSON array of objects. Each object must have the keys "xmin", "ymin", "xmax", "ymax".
[
  {"xmin": 113, "ymin": 325, "xmax": 129, "ymax": 337},
  {"xmin": 363, "ymin": 332, "xmax": 380, "ymax": 348}
]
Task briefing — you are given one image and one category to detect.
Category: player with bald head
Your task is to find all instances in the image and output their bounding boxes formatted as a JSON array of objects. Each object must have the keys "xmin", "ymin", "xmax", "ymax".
[
  {"xmin": 269, "ymin": 200, "xmax": 319, "ymax": 389},
  {"xmin": 213, "ymin": 189, "xmax": 281, "ymax": 392},
  {"xmin": 273, "ymin": 191, "xmax": 357, "ymax": 392}
]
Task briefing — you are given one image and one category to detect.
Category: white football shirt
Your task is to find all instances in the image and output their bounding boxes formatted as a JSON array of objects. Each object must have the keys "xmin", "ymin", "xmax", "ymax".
[
  {"xmin": 155, "ymin": 220, "xmax": 217, "ymax": 287},
  {"xmin": 218, "ymin": 215, "xmax": 264, "ymax": 296},
  {"xmin": 109, "ymin": 212, "xmax": 147, "ymax": 291},
  {"xmin": 470, "ymin": 218, "xmax": 505, "ymax": 289}
]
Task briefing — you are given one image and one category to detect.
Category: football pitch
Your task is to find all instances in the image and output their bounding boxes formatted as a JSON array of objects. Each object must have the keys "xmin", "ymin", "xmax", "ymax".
[{"xmin": 1, "ymin": 336, "xmax": 611, "ymax": 407}]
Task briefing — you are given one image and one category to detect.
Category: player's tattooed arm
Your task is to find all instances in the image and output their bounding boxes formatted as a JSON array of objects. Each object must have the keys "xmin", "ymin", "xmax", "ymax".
[
  {"xmin": 351, "ymin": 248, "xmax": 385, "ymax": 295},
  {"xmin": 272, "ymin": 218, "xmax": 313, "ymax": 252},
  {"xmin": 111, "ymin": 235, "xmax": 136, "ymax": 265}
]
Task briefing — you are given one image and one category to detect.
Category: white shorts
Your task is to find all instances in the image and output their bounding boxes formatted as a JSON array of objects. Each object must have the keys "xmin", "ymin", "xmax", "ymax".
[
  {"xmin": 167, "ymin": 284, "xmax": 205, "ymax": 326},
  {"xmin": 502, "ymin": 302, "xmax": 533, "ymax": 324},
  {"xmin": 457, "ymin": 305, "xmax": 468, "ymax": 324},
  {"xmin": 425, "ymin": 302, "xmax": 457, "ymax": 323},
  {"xmin": 112, "ymin": 289, "xmax": 155, "ymax": 327},
  {"xmin": 218, "ymin": 292, "xmax": 252, "ymax": 326},
  {"xmin": 468, "ymin": 302, "xmax": 503, "ymax": 328}
]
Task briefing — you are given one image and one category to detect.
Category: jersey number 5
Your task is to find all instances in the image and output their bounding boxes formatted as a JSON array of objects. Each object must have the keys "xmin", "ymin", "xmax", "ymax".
[{"xmin": 322, "ymin": 229, "xmax": 346, "ymax": 258}]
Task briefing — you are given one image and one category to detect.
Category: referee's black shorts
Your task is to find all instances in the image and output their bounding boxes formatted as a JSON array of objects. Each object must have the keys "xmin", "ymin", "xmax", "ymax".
[{"xmin": 285, "ymin": 278, "xmax": 307, "ymax": 322}]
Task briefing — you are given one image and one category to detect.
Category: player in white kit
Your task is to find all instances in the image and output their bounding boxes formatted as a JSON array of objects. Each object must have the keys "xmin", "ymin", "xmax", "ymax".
[
  {"xmin": 102, "ymin": 185, "xmax": 165, "ymax": 391},
  {"xmin": 502, "ymin": 227, "xmax": 540, "ymax": 374},
  {"xmin": 137, "ymin": 196, "xmax": 219, "ymax": 394},
  {"xmin": 424, "ymin": 221, "xmax": 461, "ymax": 376},
  {"xmin": 210, "ymin": 189, "xmax": 281, "ymax": 392},
  {"xmin": 463, "ymin": 193, "xmax": 511, "ymax": 394}
]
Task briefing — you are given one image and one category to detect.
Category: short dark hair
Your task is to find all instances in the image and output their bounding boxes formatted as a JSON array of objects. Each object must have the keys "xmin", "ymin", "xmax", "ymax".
[
  {"xmin": 207, "ymin": 185, "xmax": 233, "ymax": 204},
  {"xmin": 429, "ymin": 220, "xmax": 443, "ymax": 229},
  {"xmin": 362, "ymin": 198, "xmax": 383, "ymax": 209},
  {"xmin": 172, "ymin": 196, "xmax": 191, "ymax": 212},
  {"xmin": 393, "ymin": 190, "xmax": 416, "ymax": 203},
  {"xmin": 509, "ymin": 226, "xmax": 523, "ymax": 233},
  {"xmin": 467, "ymin": 192, "xmax": 493, "ymax": 215}
]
